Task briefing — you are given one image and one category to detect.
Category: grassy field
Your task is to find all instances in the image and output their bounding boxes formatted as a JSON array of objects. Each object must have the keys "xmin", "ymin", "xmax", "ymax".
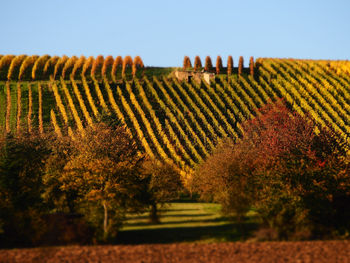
[{"xmin": 116, "ymin": 202, "xmax": 258, "ymax": 244}]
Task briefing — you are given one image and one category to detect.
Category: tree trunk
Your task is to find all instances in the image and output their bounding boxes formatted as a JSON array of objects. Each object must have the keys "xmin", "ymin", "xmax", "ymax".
[
  {"xmin": 103, "ymin": 201, "xmax": 108, "ymax": 240},
  {"xmin": 149, "ymin": 203, "xmax": 160, "ymax": 224}
]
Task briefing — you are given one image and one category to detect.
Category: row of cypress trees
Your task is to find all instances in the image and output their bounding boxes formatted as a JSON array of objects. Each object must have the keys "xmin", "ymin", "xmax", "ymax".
[
  {"xmin": 183, "ymin": 56, "xmax": 255, "ymax": 76},
  {"xmin": 0, "ymin": 55, "xmax": 144, "ymax": 81}
]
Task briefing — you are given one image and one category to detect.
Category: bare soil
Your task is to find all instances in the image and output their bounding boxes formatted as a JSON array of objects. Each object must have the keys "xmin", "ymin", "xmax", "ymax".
[{"xmin": 1, "ymin": 241, "xmax": 350, "ymax": 263}]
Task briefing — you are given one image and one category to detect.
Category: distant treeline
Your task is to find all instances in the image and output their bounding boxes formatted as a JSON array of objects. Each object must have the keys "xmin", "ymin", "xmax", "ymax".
[{"xmin": 182, "ymin": 55, "xmax": 255, "ymax": 76}]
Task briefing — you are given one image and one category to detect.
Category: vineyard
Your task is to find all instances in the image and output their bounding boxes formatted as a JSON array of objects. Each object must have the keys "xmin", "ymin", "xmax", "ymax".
[{"xmin": 0, "ymin": 55, "xmax": 350, "ymax": 171}]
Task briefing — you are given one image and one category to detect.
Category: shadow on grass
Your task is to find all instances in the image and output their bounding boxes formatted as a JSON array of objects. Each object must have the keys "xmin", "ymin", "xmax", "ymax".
[
  {"xmin": 124, "ymin": 216, "xmax": 232, "ymax": 227},
  {"xmin": 114, "ymin": 221, "xmax": 259, "ymax": 244}
]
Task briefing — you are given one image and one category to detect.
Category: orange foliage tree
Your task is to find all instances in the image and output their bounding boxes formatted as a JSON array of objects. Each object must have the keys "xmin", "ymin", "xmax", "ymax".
[
  {"xmin": 215, "ymin": 56, "xmax": 223, "ymax": 74},
  {"xmin": 47, "ymin": 119, "xmax": 147, "ymax": 240},
  {"xmin": 249, "ymin": 56, "xmax": 255, "ymax": 77},
  {"xmin": 183, "ymin": 56, "xmax": 192, "ymax": 69},
  {"xmin": 194, "ymin": 56, "xmax": 202, "ymax": 71},
  {"xmin": 204, "ymin": 56, "xmax": 213, "ymax": 71},
  {"xmin": 238, "ymin": 56, "xmax": 244, "ymax": 76},
  {"xmin": 194, "ymin": 101, "xmax": 350, "ymax": 239},
  {"xmin": 227, "ymin": 56, "xmax": 233, "ymax": 75}
]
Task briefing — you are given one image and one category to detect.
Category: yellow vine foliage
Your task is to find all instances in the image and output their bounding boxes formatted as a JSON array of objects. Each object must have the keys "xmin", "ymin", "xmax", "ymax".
[
  {"xmin": 91, "ymin": 55, "xmax": 104, "ymax": 80},
  {"xmin": 0, "ymin": 55, "xmax": 15, "ymax": 80},
  {"xmin": 43, "ymin": 56, "xmax": 59, "ymax": 79},
  {"xmin": 53, "ymin": 55, "xmax": 69, "ymax": 80},
  {"xmin": 27, "ymin": 83, "xmax": 32, "ymax": 133},
  {"xmin": 5, "ymin": 82, "xmax": 11, "ymax": 133},
  {"xmin": 71, "ymin": 55, "xmax": 86, "ymax": 79},
  {"xmin": 38, "ymin": 83, "xmax": 43, "ymax": 134},
  {"xmin": 122, "ymin": 56, "xmax": 133, "ymax": 78},
  {"xmin": 82, "ymin": 76, "xmax": 99, "ymax": 118},
  {"xmin": 8, "ymin": 55, "xmax": 27, "ymax": 80},
  {"xmin": 32, "ymin": 55, "xmax": 50, "ymax": 80},
  {"xmin": 102, "ymin": 55, "xmax": 114, "ymax": 81},
  {"xmin": 52, "ymin": 82, "xmax": 68, "ymax": 125},
  {"xmin": 16, "ymin": 82, "xmax": 21, "ymax": 134},
  {"xmin": 61, "ymin": 78, "xmax": 85, "ymax": 134},
  {"xmin": 112, "ymin": 56, "xmax": 123, "ymax": 82},
  {"xmin": 82, "ymin": 56, "xmax": 94, "ymax": 79},
  {"xmin": 132, "ymin": 56, "xmax": 144, "ymax": 77},
  {"xmin": 50, "ymin": 109, "xmax": 62, "ymax": 137},
  {"xmin": 71, "ymin": 76, "xmax": 94, "ymax": 127},
  {"xmin": 62, "ymin": 56, "xmax": 78, "ymax": 80},
  {"xmin": 18, "ymin": 55, "xmax": 39, "ymax": 80}
]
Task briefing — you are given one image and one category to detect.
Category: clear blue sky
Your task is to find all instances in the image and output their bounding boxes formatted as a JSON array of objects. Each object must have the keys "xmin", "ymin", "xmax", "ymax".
[{"xmin": 0, "ymin": 0, "xmax": 349, "ymax": 66}]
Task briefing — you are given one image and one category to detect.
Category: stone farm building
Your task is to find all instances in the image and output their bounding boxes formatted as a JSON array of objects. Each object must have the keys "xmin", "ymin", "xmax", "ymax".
[{"xmin": 174, "ymin": 70, "xmax": 215, "ymax": 84}]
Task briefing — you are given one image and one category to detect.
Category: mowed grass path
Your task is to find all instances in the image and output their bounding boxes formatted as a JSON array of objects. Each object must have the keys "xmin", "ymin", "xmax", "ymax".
[{"xmin": 116, "ymin": 202, "xmax": 258, "ymax": 244}]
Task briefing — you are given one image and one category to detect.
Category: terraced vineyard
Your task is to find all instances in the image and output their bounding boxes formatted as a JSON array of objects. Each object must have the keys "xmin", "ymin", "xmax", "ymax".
[{"xmin": 0, "ymin": 57, "xmax": 350, "ymax": 171}]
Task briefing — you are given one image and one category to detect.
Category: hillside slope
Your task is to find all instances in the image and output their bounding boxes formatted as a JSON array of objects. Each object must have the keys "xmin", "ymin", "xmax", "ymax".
[{"xmin": 0, "ymin": 58, "xmax": 349, "ymax": 170}]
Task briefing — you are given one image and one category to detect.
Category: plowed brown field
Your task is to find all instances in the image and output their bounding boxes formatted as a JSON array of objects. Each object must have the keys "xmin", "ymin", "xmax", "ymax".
[{"xmin": 1, "ymin": 241, "xmax": 350, "ymax": 263}]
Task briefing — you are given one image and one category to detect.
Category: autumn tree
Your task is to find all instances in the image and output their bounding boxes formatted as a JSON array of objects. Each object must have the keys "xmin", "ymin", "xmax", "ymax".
[
  {"xmin": 112, "ymin": 56, "xmax": 123, "ymax": 82},
  {"xmin": 0, "ymin": 131, "xmax": 52, "ymax": 246},
  {"xmin": 194, "ymin": 100, "xmax": 350, "ymax": 240},
  {"xmin": 249, "ymin": 56, "xmax": 255, "ymax": 77},
  {"xmin": 50, "ymin": 118, "xmax": 146, "ymax": 240},
  {"xmin": 183, "ymin": 56, "xmax": 192, "ymax": 70},
  {"xmin": 238, "ymin": 56, "xmax": 244, "ymax": 76},
  {"xmin": 215, "ymin": 56, "xmax": 223, "ymax": 74},
  {"xmin": 141, "ymin": 160, "xmax": 182, "ymax": 223},
  {"xmin": 204, "ymin": 56, "xmax": 213, "ymax": 72},
  {"xmin": 227, "ymin": 56, "xmax": 233, "ymax": 75},
  {"xmin": 194, "ymin": 56, "xmax": 202, "ymax": 71}
]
